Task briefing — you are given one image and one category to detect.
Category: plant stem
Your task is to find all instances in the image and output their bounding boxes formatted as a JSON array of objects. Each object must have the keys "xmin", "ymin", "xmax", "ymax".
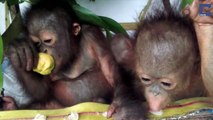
[{"xmin": 139, "ymin": 0, "xmax": 152, "ymax": 20}]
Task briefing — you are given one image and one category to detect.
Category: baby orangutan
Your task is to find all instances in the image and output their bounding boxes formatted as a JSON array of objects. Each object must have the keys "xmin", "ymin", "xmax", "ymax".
[{"xmin": 108, "ymin": 0, "xmax": 213, "ymax": 119}]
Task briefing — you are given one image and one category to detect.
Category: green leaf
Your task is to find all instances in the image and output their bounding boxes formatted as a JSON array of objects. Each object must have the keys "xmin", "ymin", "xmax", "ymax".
[
  {"xmin": 181, "ymin": 0, "xmax": 193, "ymax": 9},
  {"xmin": 72, "ymin": 4, "xmax": 127, "ymax": 37},
  {"xmin": 99, "ymin": 16, "xmax": 127, "ymax": 35},
  {"xmin": 2, "ymin": 13, "xmax": 23, "ymax": 46},
  {"xmin": 72, "ymin": 4, "xmax": 108, "ymax": 28},
  {"xmin": 4, "ymin": 0, "xmax": 37, "ymax": 6}
]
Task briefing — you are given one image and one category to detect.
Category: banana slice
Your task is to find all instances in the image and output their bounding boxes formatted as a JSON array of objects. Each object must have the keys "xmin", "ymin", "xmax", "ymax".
[{"xmin": 33, "ymin": 53, "xmax": 55, "ymax": 75}]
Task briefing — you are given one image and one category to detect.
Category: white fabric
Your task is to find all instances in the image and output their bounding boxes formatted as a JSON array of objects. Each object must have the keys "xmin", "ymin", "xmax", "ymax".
[{"xmin": 2, "ymin": 57, "xmax": 31, "ymax": 107}]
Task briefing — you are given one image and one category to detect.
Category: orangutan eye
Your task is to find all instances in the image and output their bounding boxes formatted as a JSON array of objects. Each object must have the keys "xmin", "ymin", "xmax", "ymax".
[
  {"xmin": 43, "ymin": 39, "xmax": 52, "ymax": 44},
  {"xmin": 160, "ymin": 79, "xmax": 176, "ymax": 90},
  {"xmin": 141, "ymin": 77, "xmax": 151, "ymax": 82},
  {"xmin": 161, "ymin": 82, "xmax": 171, "ymax": 87},
  {"xmin": 141, "ymin": 77, "xmax": 152, "ymax": 85}
]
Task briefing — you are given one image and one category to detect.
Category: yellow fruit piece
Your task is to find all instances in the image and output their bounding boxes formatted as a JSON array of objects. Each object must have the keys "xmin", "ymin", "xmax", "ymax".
[{"xmin": 33, "ymin": 53, "xmax": 55, "ymax": 75}]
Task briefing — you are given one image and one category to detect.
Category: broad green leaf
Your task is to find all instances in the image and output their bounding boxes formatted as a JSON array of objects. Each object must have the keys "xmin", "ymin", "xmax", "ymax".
[
  {"xmin": 2, "ymin": 13, "xmax": 23, "ymax": 46},
  {"xmin": 181, "ymin": 0, "xmax": 193, "ymax": 9},
  {"xmin": 72, "ymin": 4, "xmax": 127, "ymax": 37},
  {"xmin": 72, "ymin": 0, "xmax": 128, "ymax": 36},
  {"xmin": 99, "ymin": 16, "xmax": 127, "ymax": 35},
  {"xmin": 72, "ymin": 4, "xmax": 108, "ymax": 28}
]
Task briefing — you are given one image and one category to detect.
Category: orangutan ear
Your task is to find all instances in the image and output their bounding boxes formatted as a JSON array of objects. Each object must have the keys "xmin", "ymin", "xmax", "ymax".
[{"xmin": 73, "ymin": 23, "xmax": 81, "ymax": 36}]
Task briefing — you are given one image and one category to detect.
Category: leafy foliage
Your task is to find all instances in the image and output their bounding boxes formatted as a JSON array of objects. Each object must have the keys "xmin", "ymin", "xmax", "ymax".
[
  {"xmin": 99, "ymin": 16, "xmax": 127, "ymax": 35},
  {"xmin": 71, "ymin": 3, "xmax": 128, "ymax": 37},
  {"xmin": 0, "ymin": 0, "xmax": 38, "ymax": 5},
  {"xmin": 2, "ymin": 0, "xmax": 127, "ymax": 43},
  {"xmin": 2, "ymin": 13, "xmax": 23, "ymax": 46},
  {"xmin": 181, "ymin": 0, "xmax": 193, "ymax": 9}
]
